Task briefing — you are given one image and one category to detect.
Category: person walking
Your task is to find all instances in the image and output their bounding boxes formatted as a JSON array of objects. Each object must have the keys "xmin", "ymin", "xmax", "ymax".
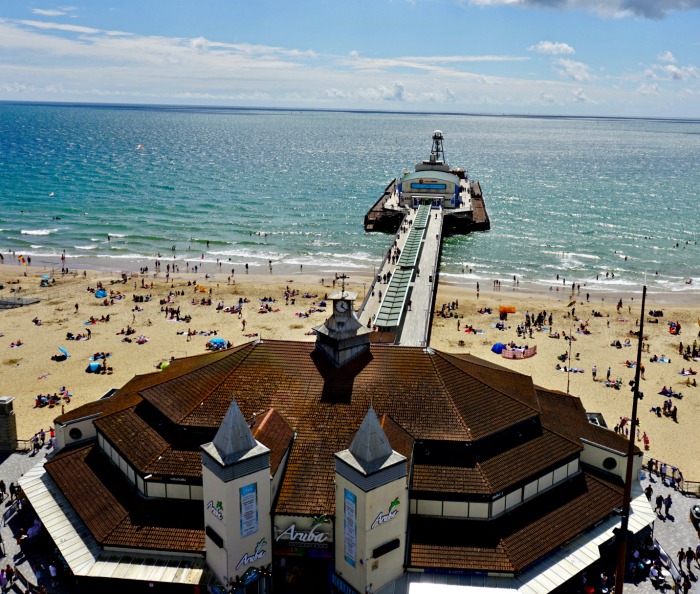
[
  {"xmin": 685, "ymin": 546, "xmax": 695, "ymax": 572},
  {"xmin": 677, "ymin": 548, "xmax": 686, "ymax": 569},
  {"xmin": 0, "ymin": 480, "xmax": 5, "ymax": 501},
  {"xmin": 654, "ymin": 494, "xmax": 663, "ymax": 515},
  {"xmin": 664, "ymin": 493, "xmax": 673, "ymax": 517},
  {"xmin": 592, "ymin": 365, "xmax": 597, "ymax": 381},
  {"xmin": 606, "ymin": 367, "xmax": 611, "ymax": 381}
]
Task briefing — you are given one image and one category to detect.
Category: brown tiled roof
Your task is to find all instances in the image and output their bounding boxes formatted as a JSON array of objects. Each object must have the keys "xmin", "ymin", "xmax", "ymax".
[
  {"xmin": 250, "ymin": 408, "xmax": 294, "ymax": 475},
  {"xmin": 53, "ymin": 347, "xmax": 239, "ymax": 425},
  {"xmin": 409, "ymin": 470, "xmax": 623, "ymax": 573},
  {"xmin": 62, "ymin": 341, "xmax": 599, "ymax": 518},
  {"xmin": 379, "ymin": 414, "xmax": 415, "ymax": 460},
  {"xmin": 412, "ymin": 429, "xmax": 581, "ymax": 495},
  {"xmin": 139, "ymin": 344, "xmax": 254, "ymax": 424},
  {"xmin": 45, "ymin": 444, "xmax": 204, "ymax": 552},
  {"xmin": 536, "ymin": 387, "xmax": 634, "ymax": 454}
]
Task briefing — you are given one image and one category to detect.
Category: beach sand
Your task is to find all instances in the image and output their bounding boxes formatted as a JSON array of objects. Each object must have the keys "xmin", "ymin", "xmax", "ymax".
[{"xmin": 1, "ymin": 263, "xmax": 699, "ymax": 480}]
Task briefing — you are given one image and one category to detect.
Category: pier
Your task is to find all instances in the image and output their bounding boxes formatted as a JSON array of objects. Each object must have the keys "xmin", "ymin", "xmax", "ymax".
[
  {"xmin": 358, "ymin": 130, "xmax": 489, "ymax": 347},
  {"xmin": 357, "ymin": 204, "xmax": 443, "ymax": 347}
]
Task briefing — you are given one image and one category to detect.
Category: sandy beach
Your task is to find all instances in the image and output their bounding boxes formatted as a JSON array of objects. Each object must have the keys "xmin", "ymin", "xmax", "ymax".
[{"xmin": 1, "ymin": 261, "xmax": 699, "ymax": 481}]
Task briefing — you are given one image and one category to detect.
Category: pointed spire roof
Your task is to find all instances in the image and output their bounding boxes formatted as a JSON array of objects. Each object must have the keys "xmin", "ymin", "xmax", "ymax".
[
  {"xmin": 349, "ymin": 406, "xmax": 393, "ymax": 463},
  {"xmin": 211, "ymin": 397, "xmax": 258, "ymax": 465},
  {"xmin": 335, "ymin": 407, "xmax": 407, "ymax": 476}
]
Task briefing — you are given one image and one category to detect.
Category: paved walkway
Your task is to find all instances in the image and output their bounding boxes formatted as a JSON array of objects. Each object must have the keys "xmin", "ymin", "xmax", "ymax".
[
  {"xmin": 624, "ymin": 471, "xmax": 700, "ymax": 593},
  {"xmin": 0, "ymin": 446, "xmax": 75, "ymax": 592}
]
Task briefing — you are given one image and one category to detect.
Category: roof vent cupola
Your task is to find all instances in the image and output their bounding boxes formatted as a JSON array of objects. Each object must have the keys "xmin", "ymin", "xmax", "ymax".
[{"xmin": 314, "ymin": 282, "xmax": 371, "ymax": 368}]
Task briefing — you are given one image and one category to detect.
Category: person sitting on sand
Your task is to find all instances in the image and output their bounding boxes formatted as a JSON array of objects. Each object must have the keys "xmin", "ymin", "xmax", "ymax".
[{"xmin": 661, "ymin": 386, "xmax": 670, "ymax": 395}]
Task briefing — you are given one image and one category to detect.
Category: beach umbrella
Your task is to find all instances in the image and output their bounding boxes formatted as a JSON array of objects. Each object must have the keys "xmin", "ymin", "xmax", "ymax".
[
  {"xmin": 95, "ymin": 289, "xmax": 108, "ymax": 298},
  {"xmin": 209, "ymin": 337, "xmax": 227, "ymax": 345},
  {"xmin": 58, "ymin": 346, "xmax": 70, "ymax": 359},
  {"xmin": 491, "ymin": 343, "xmax": 505, "ymax": 354},
  {"xmin": 87, "ymin": 361, "xmax": 101, "ymax": 373},
  {"xmin": 41, "ymin": 275, "xmax": 52, "ymax": 279}
]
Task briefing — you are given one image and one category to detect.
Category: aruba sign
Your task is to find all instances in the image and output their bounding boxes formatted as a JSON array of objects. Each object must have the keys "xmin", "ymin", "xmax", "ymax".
[{"xmin": 371, "ymin": 497, "xmax": 400, "ymax": 530}]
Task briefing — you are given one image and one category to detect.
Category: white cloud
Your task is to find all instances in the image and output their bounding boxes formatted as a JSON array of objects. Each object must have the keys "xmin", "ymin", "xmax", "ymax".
[
  {"xmin": 539, "ymin": 91, "xmax": 556, "ymax": 103},
  {"xmin": 464, "ymin": 0, "xmax": 700, "ymax": 19},
  {"xmin": 32, "ymin": 8, "xmax": 68, "ymax": 16},
  {"xmin": 555, "ymin": 58, "xmax": 594, "ymax": 81},
  {"xmin": 324, "ymin": 88, "xmax": 346, "ymax": 99},
  {"xmin": 349, "ymin": 50, "xmax": 359, "ymax": 59},
  {"xmin": 17, "ymin": 19, "xmax": 129, "ymax": 36},
  {"xmin": 637, "ymin": 82, "xmax": 660, "ymax": 94},
  {"xmin": 657, "ymin": 50, "xmax": 677, "ymax": 63},
  {"xmin": 663, "ymin": 64, "xmax": 699, "ymax": 80},
  {"xmin": 644, "ymin": 69, "xmax": 658, "ymax": 79},
  {"xmin": 572, "ymin": 88, "xmax": 589, "ymax": 102},
  {"xmin": 381, "ymin": 82, "xmax": 406, "ymax": 101},
  {"xmin": 529, "ymin": 41, "xmax": 575, "ymax": 55},
  {"xmin": 190, "ymin": 37, "xmax": 209, "ymax": 54}
]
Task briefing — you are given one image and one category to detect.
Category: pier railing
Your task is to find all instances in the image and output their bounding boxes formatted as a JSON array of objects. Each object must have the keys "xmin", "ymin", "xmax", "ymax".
[{"xmin": 423, "ymin": 211, "xmax": 443, "ymax": 347}]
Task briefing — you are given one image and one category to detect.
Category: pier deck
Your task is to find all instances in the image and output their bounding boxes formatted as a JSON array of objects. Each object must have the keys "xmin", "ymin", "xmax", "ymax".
[{"xmin": 357, "ymin": 205, "xmax": 443, "ymax": 347}]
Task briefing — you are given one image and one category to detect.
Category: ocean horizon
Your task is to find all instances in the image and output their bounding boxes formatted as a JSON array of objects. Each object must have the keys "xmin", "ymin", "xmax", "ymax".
[{"xmin": 2, "ymin": 101, "xmax": 699, "ymax": 296}]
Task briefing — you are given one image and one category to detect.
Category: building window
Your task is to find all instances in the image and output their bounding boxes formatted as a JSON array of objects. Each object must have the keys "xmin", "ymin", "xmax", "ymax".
[{"xmin": 603, "ymin": 457, "xmax": 618, "ymax": 470}]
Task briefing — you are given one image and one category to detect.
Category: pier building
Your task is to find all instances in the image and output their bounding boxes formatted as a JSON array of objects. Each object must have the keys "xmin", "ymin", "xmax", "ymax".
[{"xmin": 21, "ymin": 291, "xmax": 653, "ymax": 594}]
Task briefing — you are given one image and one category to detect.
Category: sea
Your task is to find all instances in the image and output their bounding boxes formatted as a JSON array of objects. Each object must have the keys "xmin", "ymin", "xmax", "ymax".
[{"xmin": 1, "ymin": 102, "xmax": 699, "ymax": 296}]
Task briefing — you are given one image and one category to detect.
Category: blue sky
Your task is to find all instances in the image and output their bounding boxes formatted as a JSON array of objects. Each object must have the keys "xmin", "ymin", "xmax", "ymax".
[{"xmin": 0, "ymin": 0, "xmax": 698, "ymax": 117}]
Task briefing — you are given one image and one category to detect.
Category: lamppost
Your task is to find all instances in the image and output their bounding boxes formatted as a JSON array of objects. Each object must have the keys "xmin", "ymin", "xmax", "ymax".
[
  {"xmin": 614, "ymin": 285, "xmax": 647, "ymax": 594},
  {"xmin": 566, "ymin": 322, "xmax": 573, "ymax": 395}
]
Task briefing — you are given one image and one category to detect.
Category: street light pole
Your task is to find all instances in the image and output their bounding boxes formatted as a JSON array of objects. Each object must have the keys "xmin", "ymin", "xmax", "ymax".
[
  {"xmin": 614, "ymin": 285, "xmax": 647, "ymax": 594},
  {"xmin": 566, "ymin": 322, "xmax": 573, "ymax": 395}
]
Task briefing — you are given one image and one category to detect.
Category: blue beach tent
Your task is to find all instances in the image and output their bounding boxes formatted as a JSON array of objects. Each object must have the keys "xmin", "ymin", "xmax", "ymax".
[{"xmin": 491, "ymin": 342, "xmax": 505, "ymax": 354}]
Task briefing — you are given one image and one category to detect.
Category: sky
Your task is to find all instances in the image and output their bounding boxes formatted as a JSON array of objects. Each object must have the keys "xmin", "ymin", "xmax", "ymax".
[{"xmin": 0, "ymin": 0, "xmax": 699, "ymax": 117}]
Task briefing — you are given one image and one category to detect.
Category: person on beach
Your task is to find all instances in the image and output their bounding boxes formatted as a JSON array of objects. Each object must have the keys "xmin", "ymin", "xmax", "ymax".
[{"xmin": 592, "ymin": 365, "xmax": 597, "ymax": 380}]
